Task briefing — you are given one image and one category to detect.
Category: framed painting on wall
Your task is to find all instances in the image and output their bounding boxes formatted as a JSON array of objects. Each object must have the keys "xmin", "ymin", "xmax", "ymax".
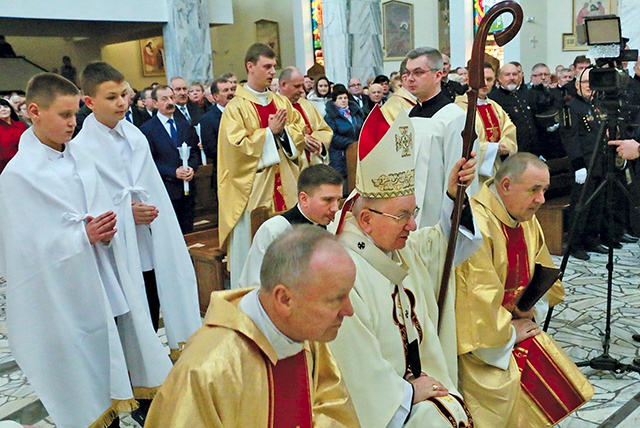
[
  {"xmin": 563, "ymin": 0, "xmax": 617, "ymax": 51},
  {"xmin": 383, "ymin": 1, "xmax": 414, "ymax": 60},
  {"xmin": 140, "ymin": 36, "xmax": 165, "ymax": 77},
  {"xmin": 256, "ymin": 20, "xmax": 282, "ymax": 68}
]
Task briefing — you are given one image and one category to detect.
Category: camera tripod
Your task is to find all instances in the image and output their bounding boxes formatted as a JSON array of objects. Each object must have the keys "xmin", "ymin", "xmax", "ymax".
[{"xmin": 543, "ymin": 112, "xmax": 640, "ymax": 375}]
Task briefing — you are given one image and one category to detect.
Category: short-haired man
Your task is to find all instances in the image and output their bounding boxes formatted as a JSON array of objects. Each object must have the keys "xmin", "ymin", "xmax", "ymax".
[
  {"xmin": 381, "ymin": 58, "xmax": 417, "ymax": 123},
  {"xmin": 565, "ymin": 55, "xmax": 592, "ymax": 97},
  {"xmin": 367, "ymin": 83, "xmax": 385, "ymax": 107},
  {"xmin": 239, "ymin": 164, "xmax": 343, "ymax": 288},
  {"xmin": 489, "ymin": 63, "xmax": 540, "ymax": 154},
  {"xmin": 440, "ymin": 53, "xmax": 467, "ymax": 102},
  {"xmin": 73, "ymin": 62, "xmax": 201, "ymax": 363},
  {"xmin": 279, "ymin": 66, "xmax": 333, "ymax": 167},
  {"xmin": 219, "ymin": 71, "xmax": 239, "ymax": 91},
  {"xmin": 0, "ymin": 73, "xmax": 172, "ymax": 427},
  {"xmin": 347, "ymin": 77, "xmax": 371, "ymax": 111},
  {"xmin": 529, "ymin": 63, "xmax": 552, "ymax": 88},
  {"xmin": 132, "ymin": 86, "xmax": 155, "ymax": 127},
  {"xmin": 170, "ymin": 76, "xmax": 204, "ymax": 125},
  {"xmin": 146, "ymin": 226, "xmax": 360, "ymax": 427},
  {"xmin": 140, "ymin": 85, "xmax": 200, "ymax": 234},
  {"xmin": 455, "ymin": 153, "xmax": 591, "ymax": 427},
  {"xmin": 199, "ymin": 77, "xmax": 236, "ymax": 176},
  {"xmin": 329, "ymin": 109, "xmax": 481, "ymax": 427},
  {"xmin": 404, "ymin": 46, "xmax": 478, "ymax": 227},
  {"xmin": 373, "ymin": 74, "xmax": 390, "ymax": 99},
  {"xmin": 455, "ymin": 63, "xmax": 517, "ymax": 182},
  {"xmin": 218, "ymin": 43, "xmax": 306, "ymax": 287}
]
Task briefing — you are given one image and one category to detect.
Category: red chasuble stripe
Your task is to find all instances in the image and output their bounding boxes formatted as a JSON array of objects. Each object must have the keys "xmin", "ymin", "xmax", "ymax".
[
  {"xmin": 514, "ymin": 337, "xmax": 587, "ymax": 424},
  {"xmin": 253, "ymin": 101, "xmax": 288, "ymax": 212},
  {"xmin": 477, "ymin": 104, "xmax": 502, "ymax": 143},
  {"xmin": 358, "ymin": 105, "xmax": 390, "ymax": 160},
  {"xmin": 271, "ymin": 351, "xmax": 312, "ymax": 428},
  {"xmin": 293, "ymin": 103, "xmax": 313, "ymax": 163},
  {"xmin": 500, "ymin": 223, "xmax": 530, "ymax": 311}
]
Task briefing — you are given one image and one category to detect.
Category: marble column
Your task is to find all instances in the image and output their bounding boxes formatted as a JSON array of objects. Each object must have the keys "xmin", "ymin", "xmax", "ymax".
[
  {"xmin": 324, "ymin": 0, "xmax": 383, "ymax": 85},
  {"xmin": 163, "ymin": 0, "xmax": 213, "ymax": 84}
]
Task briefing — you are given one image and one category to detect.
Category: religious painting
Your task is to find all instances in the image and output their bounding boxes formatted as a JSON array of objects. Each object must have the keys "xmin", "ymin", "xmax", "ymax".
[
  {"xmin": 437, "ymin": 0, "xmax": 450, "ymax": 56},
  {"xmin": 382, "ymin": 1, "xmax": 414, "ymax": 60},
  {"xmin": 563, "ymin": 0, "xmax": 617, "ymax": 51},
  {"xmin": 139, "ymin": 36, "xmax": 165, "ymax": 77},
  {"xmin": 256, "ymin": 20, "xmax": 282, "ymax": 68}
]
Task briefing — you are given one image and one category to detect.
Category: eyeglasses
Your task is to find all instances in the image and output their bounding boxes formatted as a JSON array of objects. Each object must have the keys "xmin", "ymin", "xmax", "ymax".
[
  {"xmin": 349, "ymin": 83, "xmax": 362, "ymax": 87},
  {"xmin": 368, "ymin": 206, "xmax": 420, "ymax": 223},
  {"xmin": 532, "ymin": 72, "xmax": 551, "ymax": 78},
  {"xmin": 404, "ymin": 68, "xmax": 440, "ymax": 79}
]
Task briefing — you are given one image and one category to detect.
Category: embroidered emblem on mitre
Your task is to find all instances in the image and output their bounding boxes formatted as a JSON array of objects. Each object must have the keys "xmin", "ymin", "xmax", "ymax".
[{"xmin": 355, "ymin": 106, "xmax": 415, "ymax": 199}]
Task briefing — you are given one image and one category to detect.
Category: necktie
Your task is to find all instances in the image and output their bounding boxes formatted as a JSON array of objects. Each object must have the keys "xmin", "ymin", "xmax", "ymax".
[
  {"xmin": 168, "ymin": 118, "xmax": 179, "ymax": 145},
  {"xmin": 125, "ymin": 110, "xmax": 133, "ymax": 123},
  {"xmin": 180, "ymin": 106, "xmax": 191, "ymax": 123}
]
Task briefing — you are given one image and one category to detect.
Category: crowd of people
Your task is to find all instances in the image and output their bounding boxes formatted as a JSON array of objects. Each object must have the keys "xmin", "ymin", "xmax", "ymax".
[{"xmin": 5, "ymin": 38, "xmax": 640, "ymax": 427}]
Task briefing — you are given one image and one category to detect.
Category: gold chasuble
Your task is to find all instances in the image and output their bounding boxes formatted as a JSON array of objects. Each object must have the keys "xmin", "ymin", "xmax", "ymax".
[
  {"xmin": 145, "ymin": 289, "xmax": 359, "ymax": 427},
  {"xmin": 217, "ymin": 85, "xmax": 306, "ymax": 249},
  {"xmin": 294, "ymin": 97, "xmax": 333, "ymax": 168},
  {"xmin": 381, "ymin": 86, "xmax": 417, "ymax": 123},
  {"xmin": 455, "ymin": 182, "xmax": 592, "ymax": 427}
]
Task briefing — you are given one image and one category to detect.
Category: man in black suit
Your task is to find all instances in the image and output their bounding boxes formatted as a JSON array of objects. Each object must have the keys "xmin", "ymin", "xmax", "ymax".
[
  {"xmin": 140, "ymin": 85, "xmax": 200, "ymax": 234},
  {"xmin": 170, "ymin": 76, "xmax": 204, "ymax": 125},
  {"xmin": 347, "ymin": 77, "xmax": 370, "ymax": 111},
  {"xmin": 129, "ymin": 86, "xmax": 155, "ymax": 128}
]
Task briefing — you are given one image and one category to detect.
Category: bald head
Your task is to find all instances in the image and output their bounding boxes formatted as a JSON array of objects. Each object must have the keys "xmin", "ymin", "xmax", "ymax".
[
  {"xmin": 278, "ymin": 67, "xmax": 306, "ymax": 104},
  {"xmin": 369, "ymin": 83, "xmax": 384, "ymax": 103}
]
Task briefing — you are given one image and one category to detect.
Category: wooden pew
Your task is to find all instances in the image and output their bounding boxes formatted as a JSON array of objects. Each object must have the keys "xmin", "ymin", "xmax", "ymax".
[
  {"xmin": 537, "ymin": 157, "xmax": 573, "ymax": 256},
  {"xmin": 184, "ymin": 228, "xmax": 226, "ymax": 316}
]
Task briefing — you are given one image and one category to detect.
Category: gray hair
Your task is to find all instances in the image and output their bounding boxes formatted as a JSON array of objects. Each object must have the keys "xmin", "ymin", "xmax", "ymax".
[
  {"xmin": 405, "ymin": 47, "xmax": 443, "ymax": 71},
  {"xmin": 279, "ymin": 66, "xmax": 303, "ymax": 83},
  {"xmin": 260, "ymin": 225, "xmax": 339, "ymax": 292},
  {"xmin": 531, "ymin": 63, "xmax": 549, "ymax": 73},
  {"xmin": 495, "ymin": 152, "xmax": 548, "ymax": 183}
]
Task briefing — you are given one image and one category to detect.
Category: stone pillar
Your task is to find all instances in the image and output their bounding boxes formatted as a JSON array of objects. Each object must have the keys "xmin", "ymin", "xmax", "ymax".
[
  {"xmin": 324, "ymin": 0, "xmax": 383, "ymax": 85},
  {"xmin": 163, "ymin": 0, "xmax": 213, "ymax": 84}
]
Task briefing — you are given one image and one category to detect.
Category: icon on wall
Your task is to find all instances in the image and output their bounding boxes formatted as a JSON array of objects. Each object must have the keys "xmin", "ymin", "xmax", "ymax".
[{"xmin": 140, "ymin": 36, "xmax": 166, "ymax": 77}]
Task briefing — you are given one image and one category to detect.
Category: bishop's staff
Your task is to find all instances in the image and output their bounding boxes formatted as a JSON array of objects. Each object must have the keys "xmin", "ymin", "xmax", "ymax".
[{"xmin": 437, "ymin": 0, "xmax": 524, "ymax": 332}]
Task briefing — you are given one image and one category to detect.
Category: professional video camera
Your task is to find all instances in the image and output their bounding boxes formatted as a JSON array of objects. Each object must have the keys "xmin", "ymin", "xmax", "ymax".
[{"xmin": 583, "ymin": 15, "xmax": 638, "ymax": 93}]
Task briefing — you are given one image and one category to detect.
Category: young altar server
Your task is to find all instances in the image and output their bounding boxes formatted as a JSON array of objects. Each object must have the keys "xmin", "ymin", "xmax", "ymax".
[
  {"xmin": 0, "ymin": 73, "xmax": 172, "ymax": 428},
  {"xmin": 73, "ymin": 62, "xmax": 201, "ymax": 362}
]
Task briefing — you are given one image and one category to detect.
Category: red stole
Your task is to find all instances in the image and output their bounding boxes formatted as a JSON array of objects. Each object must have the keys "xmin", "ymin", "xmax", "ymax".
[
  {"xmin": 477, "ymin": 103, "xmax": 501, "ymax": 143},
  {"xmin": 253, "ymin": 101, "xmax": 287, "ymax": 211},
  {"xmin": 270, "ymin": 351, "xmax": 312, "ymax": 428},
  {"xmin": 293, "ymin": 103, "xmax": 313, "ymax": 163},
  {"xmin": 500, "ymin": 223, "xmax": 530, "ymax": 312}
]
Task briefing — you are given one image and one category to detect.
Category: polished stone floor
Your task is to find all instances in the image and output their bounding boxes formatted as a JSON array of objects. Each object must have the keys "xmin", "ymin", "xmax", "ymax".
[{"xmin": 0, "ymin": 240, "xmax": 639, "ymax": 427}]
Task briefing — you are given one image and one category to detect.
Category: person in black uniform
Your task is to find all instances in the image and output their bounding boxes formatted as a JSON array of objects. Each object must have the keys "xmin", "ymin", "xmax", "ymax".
[{"xmin": 440, "ymin": 53, "xmax": 467, "ymax": 102}]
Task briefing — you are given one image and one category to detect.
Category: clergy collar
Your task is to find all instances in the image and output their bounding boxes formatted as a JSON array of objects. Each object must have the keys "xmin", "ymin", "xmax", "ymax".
[
  {"xmin": 296, "ymin": 204, "xmax": 317, "ymax": 225},
  {"xmin": 245, "ymin": 83, "xmax": 269, "ymax": 96},
  {"xmin": 238, "ymin": 288, "xmax": 303, "ymax": 360},
  {"xmin": 477, "ymin": 97, "xmax": 489, "ymax": 105}
]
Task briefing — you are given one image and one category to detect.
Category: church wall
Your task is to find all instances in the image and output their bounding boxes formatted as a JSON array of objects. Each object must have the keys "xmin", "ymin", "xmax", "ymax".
[
  {"xmin": 210, "ymin": 0, "xmax": 297, "ymax": 79},
  {"xmin": 101, "ymin": 41, "xmax": 164, "ymax": 90}
]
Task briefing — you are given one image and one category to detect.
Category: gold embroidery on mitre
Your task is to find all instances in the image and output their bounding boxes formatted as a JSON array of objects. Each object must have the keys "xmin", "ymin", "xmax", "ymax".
[
  {"xmin": 395, "ymin": 126, "xmax": 412, "ymax": 157},
  {"xmin": 371, "ymin": 169, "xmax": 415, "ymax": 195}
]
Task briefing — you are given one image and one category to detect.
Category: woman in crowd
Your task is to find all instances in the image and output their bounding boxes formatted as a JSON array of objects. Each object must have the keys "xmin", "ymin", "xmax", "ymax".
[
  {"xmin": 307, "ymin": 75, "xmax": 331, "ymax": 117},
  {"xmin": 0, "ymin": 98, "xmax": 27, "ymax": 173},
  {"xmin": 324, "ymin": 84, "xmax": 364, "ymax": 192}
]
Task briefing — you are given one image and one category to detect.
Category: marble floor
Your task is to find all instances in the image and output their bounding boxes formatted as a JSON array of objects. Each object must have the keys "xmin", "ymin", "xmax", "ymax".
[{"xmin": 0, "ymin": 241, "xmax": 639, "ymax": 426}]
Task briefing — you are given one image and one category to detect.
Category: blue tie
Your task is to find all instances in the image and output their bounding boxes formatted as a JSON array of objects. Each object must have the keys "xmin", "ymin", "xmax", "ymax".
[
  {"xmin": 168, "ymin": 118, "xmax": 179, "ymax": 145},
  {"xmin": 125, "ymin": 110, "xmax": 133, "ymax": 123}
]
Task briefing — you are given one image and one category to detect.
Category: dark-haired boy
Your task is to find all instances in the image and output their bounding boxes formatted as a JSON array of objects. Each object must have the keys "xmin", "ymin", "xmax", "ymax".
[
  {"xmin": 238, "ymin": 164, "xmax": 343, "ymax": 288},
  {"xmin": 0, "ymin": 73, "xmax": 172, "ymax": 427},
  {"xmin": 72, "ymin": 62, "xmax": 201, "ymax": 362}
]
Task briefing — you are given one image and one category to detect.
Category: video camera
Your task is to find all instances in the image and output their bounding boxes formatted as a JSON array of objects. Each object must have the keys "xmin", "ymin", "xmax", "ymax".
[{"xmin": 583, "ymin": 15, "xmax": 638, "ymax": 92}]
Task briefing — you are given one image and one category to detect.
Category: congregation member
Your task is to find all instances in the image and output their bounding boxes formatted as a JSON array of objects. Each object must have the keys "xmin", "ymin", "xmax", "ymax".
[
  {"xmin": 146, "ymin": 226, "xmax": 360, "ymax": 427},
  {"xmin": 406, "ymin": 46, "xmax": 478, "ymax": 227},
  {"xmin": 0, "ymin": 73, "xmax": 172, "ymax": 428},
  {"xmin": 0, "ymin": 98, "xmax": 27, "ymax": 173},
  {"xmin": 366, "ymin": 83, "xmax": 385, "ymax": 109},
  {"xmin": 373, "ymin": 74, "xmax": 391, "ymax": 100},
  {"xmin": 239, "ymin": 164, "xmax": 343, "ymax": 288},
  {"xmin": 565, "ymin": 55, "xmax": 591, "ymax": 97},
  {"xmin": 347, "ymin": 77, "xmax": 370, "ymax": 111},
  {"xmin": 73, "ymin": 62, "xmax": 201, "ymax": 371},
  {"xmin": 170, "ymin": 76, "xmax": 203, "ymax": 125},
  {"xmin": 307, "ymin": 75, "xmax": 331, "ymax": 116},
  {"xmin": 188, "ymin": 80, "xmax": 212, "ymax": 114},
  {"xmin": 455, "ymin": 63, "xmax": 517, "ymax": 182},
  {"xmin": 220, "ymin": 71, "xmax": 239, "ymax": 91},
  {"xmin": 455, "ymin": 153, "xmax": 592, "ymax": 427},
  {"xmin": 129, "ymin": 86, "xmax": 154, "ymax": 127},
  {"xmin": 328, "ymin": 108, "xmax": 480, "ymax": 427},
  {"xmin": 440, "ymin": 53, "xmax": 467, "ymax": 102},
  {"xmin": 380, "ymin": 58, "xmax": 417, "ymax": 123},
  {"xmin": 217, "ymin": 43, "xmax": 305, "ymax": 288},
  {"xmin": 304, "ymin": 74, "xmax": 314, "ymax": 95},
  {"xmin": 278, "ymin": 66, "xmax": 333, "ymax": 167},
  {"xmin": 140, "ymin": 85, "xmax": 200, "ymax": 234},
  {"xmin": 489, "ymin": 63, "xmax": 540, "ymax": 154},
  {"xmin": 325, "ymin": 83, "xmax": 364, "ymax": 184},
  {"xmin": 199, "ymin": 76, "xmax": 236, "ymax": 173}
]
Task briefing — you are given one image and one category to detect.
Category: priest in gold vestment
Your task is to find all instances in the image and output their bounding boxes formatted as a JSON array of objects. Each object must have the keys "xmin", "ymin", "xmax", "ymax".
[
  {"xmin": 381, "ymin": 59, "xmax": 417, "ymax": 124},
  {"xmin": 455, "ymin": 64, "xmax": 516, "ymax": 184},
  {"xmin": 455, "ymin": 153, "xmax": 592, "ymax": 427},
  {"xmin": 146, "ymin": 226, "xmax": 359, "ymax": 427},
  {"xmin": 218, "ymin": 43, "xmax": 306, "ymax": 286}
]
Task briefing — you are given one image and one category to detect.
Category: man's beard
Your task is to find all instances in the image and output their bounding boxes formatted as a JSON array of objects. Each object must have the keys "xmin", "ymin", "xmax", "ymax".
[{"xmin": 505, "ymin": 83, "xmax": 518, "ymax": 91}]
